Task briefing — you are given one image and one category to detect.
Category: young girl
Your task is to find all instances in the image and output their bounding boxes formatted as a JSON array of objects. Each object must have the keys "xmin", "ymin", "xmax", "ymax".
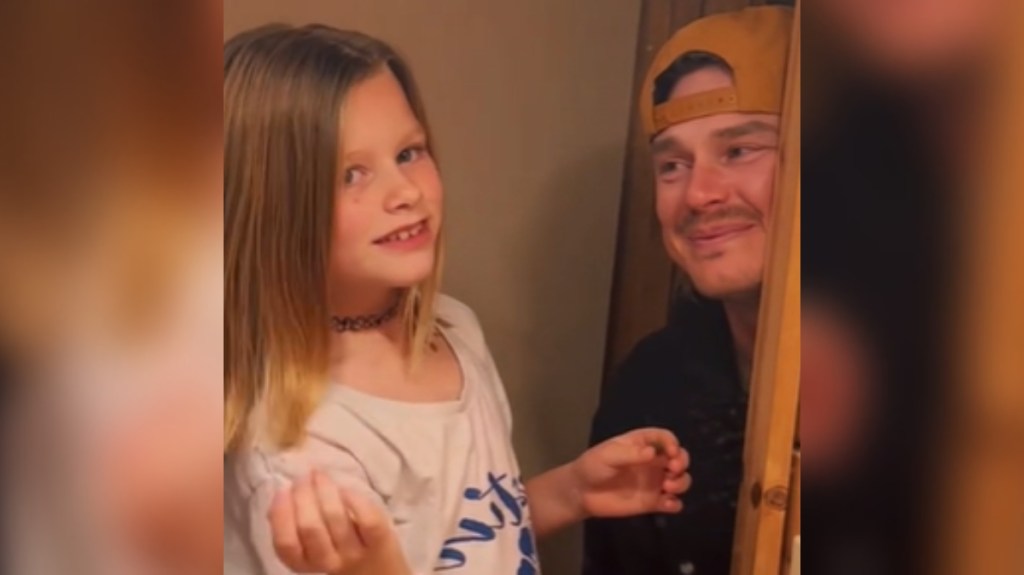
[{"xmin": 224, "ymin": 24, "xmax": 690, "ymax": 575}]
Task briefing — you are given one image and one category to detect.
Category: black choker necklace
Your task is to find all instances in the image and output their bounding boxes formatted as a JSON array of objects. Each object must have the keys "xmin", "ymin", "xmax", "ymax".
[{"xmin": 330, "ymin": 301, "xmax": 400, "ymax": 333}]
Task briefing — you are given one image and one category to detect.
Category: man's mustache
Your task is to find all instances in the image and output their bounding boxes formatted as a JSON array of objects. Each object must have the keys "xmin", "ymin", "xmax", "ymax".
[{"xmin": 675, "ymin": 206, "xmax": 762, "ymax": 235}]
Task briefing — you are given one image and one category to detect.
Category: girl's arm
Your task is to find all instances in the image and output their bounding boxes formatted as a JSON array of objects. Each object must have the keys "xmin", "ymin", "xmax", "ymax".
[{"xmin": 524, "ymin": 463, "xmax": 587, "ymax": 537}]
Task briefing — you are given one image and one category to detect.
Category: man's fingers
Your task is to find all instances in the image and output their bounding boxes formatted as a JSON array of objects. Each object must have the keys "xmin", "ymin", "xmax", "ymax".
[
  {"xmin": 292, "ymin": 475, "xmax": 336, "ymax": 566},
  {"xmin": 269, "ymin": 488, "xmax": 305, "ymax": 568}
]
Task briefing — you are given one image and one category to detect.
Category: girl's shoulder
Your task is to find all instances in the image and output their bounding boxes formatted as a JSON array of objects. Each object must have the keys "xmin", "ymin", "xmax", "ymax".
[
  {"xmin": 434, "ymin": 294, "xmax": 487, "ymax": 350},
  {"xmin": 434, "ymin": 294, "xmax": 513, "ymax": 431}
]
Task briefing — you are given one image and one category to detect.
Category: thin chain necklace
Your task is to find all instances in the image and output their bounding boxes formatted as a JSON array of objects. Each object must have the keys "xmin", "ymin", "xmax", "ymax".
[{"xmin": 330, "ymin": 300, "xmax": 400, "ymax": 333}]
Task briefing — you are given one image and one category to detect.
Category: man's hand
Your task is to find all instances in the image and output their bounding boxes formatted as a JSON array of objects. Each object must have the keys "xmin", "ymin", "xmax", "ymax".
[
  {"xmin": 571, "ymin": 427, "xmax": 691, "ymax": 518},
  {"xmin": 268, "ymin": 471, "xmax": 410, "ymax": 575}
]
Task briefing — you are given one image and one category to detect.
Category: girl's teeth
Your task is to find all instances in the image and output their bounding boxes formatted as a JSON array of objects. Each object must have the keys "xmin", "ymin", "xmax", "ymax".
[{"xmin": 382, "ymin": 223, "xmax": 424, "ymax": 243}]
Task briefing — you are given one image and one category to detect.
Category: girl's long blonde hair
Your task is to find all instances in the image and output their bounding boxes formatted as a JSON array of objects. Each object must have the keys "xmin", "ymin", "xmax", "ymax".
[{"xmin": 224, "ymin": 25, "xmax": 442, "ymax": 452}]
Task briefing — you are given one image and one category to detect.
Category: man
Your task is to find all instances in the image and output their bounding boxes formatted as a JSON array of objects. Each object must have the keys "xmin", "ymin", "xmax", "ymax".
[{"xmin": 583, "ymin": 7, "xmax": 793, "ymax": 575}]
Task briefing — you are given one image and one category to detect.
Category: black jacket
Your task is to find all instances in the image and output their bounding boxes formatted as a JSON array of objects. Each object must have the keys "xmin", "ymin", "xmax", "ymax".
[{"xmin": 582, "ymin": 296, "xmax": 746, "ymax": 575}]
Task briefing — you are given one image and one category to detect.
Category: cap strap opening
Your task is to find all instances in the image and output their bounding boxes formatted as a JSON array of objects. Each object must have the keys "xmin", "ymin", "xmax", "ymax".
[{"xmin": 651, "ymin": 87, "xmax": 738, "ymax": 132}]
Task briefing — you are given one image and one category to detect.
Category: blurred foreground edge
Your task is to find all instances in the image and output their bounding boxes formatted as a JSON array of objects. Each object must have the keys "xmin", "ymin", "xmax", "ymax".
[{"xmin": 942, "ymin": 4, "xmax": 1024, "ymax": 575}]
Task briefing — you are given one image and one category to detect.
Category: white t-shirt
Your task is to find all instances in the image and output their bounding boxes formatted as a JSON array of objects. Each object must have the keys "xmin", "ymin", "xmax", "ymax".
[{"xmin": 225, "ymin": 295, "xmax": 539, "ymax": 575}]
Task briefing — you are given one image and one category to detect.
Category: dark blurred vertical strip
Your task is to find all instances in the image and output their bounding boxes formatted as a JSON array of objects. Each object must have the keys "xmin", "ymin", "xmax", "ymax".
[
  {"xmin": 803, "ymin": 26, "xmax": 946, "ymax": 575},
  {"xmin": 0, "ymin": 1, "xmax": 223, "ymax": 573},
  {"xmin": 803, "ymin": 0, "xmax": 1021, "ymax": 573}
]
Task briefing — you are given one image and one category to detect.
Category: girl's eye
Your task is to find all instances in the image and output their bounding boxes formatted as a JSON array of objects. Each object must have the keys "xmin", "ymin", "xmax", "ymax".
[
  {"xmin": 343, "ymin": 166, "xmax": 367, "ymax": 186},
  {"xmin": 397, "ymin": 144, "xmax": 427, "ymax": 164}
]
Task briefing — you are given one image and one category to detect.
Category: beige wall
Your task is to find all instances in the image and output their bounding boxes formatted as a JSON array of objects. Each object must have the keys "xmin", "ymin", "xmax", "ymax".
[{"xmin": 224, "ymin": 1, "xmax": 641, "ymax": 571}]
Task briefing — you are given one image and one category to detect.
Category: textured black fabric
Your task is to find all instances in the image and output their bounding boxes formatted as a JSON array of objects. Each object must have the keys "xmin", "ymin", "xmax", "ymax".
[{"xmin": 582, "ymin": 296, "xmax": 745, "ymax": 575}]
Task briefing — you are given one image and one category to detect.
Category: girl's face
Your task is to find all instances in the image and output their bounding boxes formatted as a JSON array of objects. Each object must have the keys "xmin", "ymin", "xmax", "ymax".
[{"xmin": 330, "ymin": 67, "xmax": 442, "ymax": 295}]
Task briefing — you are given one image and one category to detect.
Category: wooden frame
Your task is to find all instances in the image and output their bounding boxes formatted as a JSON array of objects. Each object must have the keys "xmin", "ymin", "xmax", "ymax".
[{"xmin": 730, "ymin": 2, "xmax": 801, "ymax": 574}]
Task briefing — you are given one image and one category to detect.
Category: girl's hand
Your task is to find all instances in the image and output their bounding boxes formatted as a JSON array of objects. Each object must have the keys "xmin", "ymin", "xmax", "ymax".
[
  {"xmin": 572, "ymin": 427, "xmax": 691, "ymax": 518},
  {"xmin": 268, "ymin": 471, "xmax": 410, "ymax": 575}
]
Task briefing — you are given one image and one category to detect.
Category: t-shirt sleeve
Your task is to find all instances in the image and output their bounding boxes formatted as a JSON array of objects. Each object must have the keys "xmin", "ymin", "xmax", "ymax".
[{"xmin": 242, "ymin": 437, "xmax": 393, "ymax": 575}]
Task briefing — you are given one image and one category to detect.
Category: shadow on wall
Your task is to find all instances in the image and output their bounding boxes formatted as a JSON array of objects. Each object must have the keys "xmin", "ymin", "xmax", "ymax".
[{"xmin": 509, "ymin": 144, "xmax": 625, "ymax": 575}]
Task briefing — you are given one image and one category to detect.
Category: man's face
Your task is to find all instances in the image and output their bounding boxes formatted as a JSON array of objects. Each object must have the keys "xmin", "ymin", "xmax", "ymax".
[{"xmin": 652, "ymin": 67, "xmax": 780, "ymax": 300}]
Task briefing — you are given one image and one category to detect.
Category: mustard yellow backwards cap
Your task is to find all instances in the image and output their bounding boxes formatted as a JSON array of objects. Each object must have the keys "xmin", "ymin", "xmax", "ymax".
[{"xmin": 639, "ymin": 6, "xmax": 793, "ymax": 137}]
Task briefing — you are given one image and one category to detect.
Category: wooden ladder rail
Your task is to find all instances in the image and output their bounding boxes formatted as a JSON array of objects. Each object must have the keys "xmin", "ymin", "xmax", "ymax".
[{"xmin": 730, "ymin": 2, "xmax": 801, "ymax": 574}]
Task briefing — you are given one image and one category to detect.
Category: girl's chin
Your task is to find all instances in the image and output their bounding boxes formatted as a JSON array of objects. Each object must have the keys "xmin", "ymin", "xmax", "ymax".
[
  {"xmin": 385, "ymin": 275, "xmax": 433, "ymax": 290},
  {"xmin": 333, "ymin": 256, "xmax": 436, "ymax": 292},
  {"xmin": 370, "ymin": 270, "xmax": 435, "ymax": 291}
]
